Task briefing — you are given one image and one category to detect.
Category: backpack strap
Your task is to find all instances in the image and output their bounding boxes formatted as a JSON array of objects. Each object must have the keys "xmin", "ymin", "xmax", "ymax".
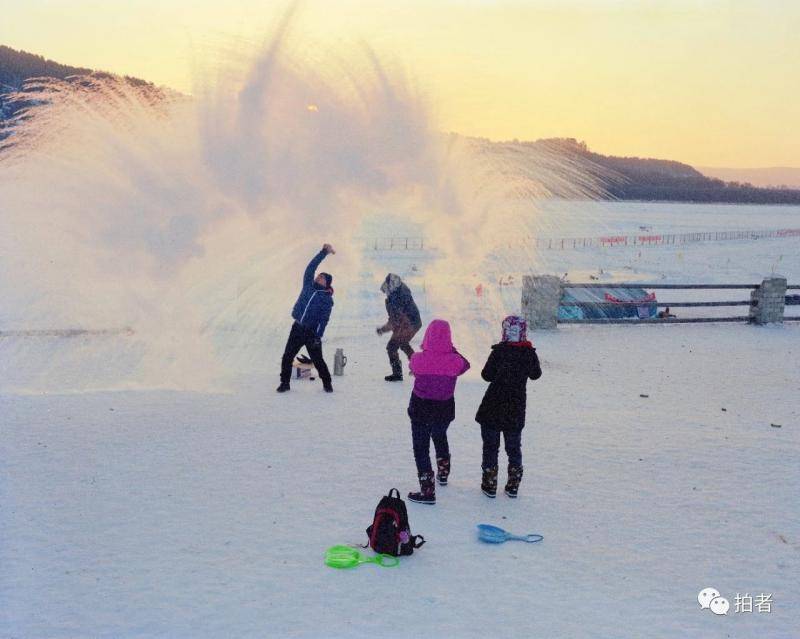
[
  {"xmin": 412, "ymin": 535, "xmax": 425, "ymax": 549},
  {"xmin": 388, "ymin": 488, "xmax": 401, "ymax": 499}
]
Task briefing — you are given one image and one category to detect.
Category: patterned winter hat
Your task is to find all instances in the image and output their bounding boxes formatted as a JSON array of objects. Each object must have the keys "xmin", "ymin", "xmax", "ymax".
[
  {"xmin": 380, "ymin": 273, "xmax": 402, "ymax": 294},
  {"xmin": 501, "ymin": 315, "xmax": 527, "ymax": 343}
]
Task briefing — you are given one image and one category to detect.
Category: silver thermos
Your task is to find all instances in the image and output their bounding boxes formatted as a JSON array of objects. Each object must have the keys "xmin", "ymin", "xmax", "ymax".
[{"xmin": 333, "ymin": 348, "xmax": 347, "ymax": 376}]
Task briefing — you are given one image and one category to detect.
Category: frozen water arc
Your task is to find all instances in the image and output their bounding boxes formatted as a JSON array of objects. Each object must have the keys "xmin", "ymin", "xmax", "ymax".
[{"xmin": 0, "ymin": 22, "xmax": 603, "ymax": 391}]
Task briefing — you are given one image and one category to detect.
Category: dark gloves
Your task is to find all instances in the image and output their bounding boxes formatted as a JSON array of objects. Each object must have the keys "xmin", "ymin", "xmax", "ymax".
[{"xmin": 376, "ymin": 327, "xmax": 385, "ymax": 336}]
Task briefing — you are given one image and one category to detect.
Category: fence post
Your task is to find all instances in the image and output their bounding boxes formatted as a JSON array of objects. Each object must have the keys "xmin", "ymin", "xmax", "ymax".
[
  {"xmin": 522, "ymin": 275, "xmax": 562, "ymax": 329},
  {"xmin": 749, "ymin": 277, "xmax": 788, "ymax": 324}
]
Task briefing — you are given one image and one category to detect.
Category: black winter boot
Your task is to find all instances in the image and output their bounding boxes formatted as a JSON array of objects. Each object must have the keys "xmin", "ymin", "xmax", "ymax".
[
  {"xmin": 481, "ymin": 467, "xmax": 498, "ymax": 498},
  {"xmin": 408, "ymin": 472, "xmax": 435, "ymax": 504},
  {"xmin": 384, "ymin": 360, "xmax": 403, "ymax": 382},
  {"xmin": 436, "ymin": 456, "xmax": 451, "ymax": 486},
  {"xmin": 322, "ymin": 380, "xmax": 333, "ymax": 393},
  {"xmin": 505, "ymin": 466, "xmax": 523, "ymax": 498},
  {"xmin": 276, "ymin": 382, "xmax": 290, "ymax": 393}
]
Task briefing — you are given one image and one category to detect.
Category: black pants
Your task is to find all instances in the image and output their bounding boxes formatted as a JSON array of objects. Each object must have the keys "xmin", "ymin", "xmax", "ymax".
[
  {"xmin": 411, "ymin": 421, "xmax": 450, "ymax": 475},
  {"xmin": 387, "ymin": 339, "xmax": 415, "ymax": 370},
  {"xmin": 280, "ymin": 322, "xmax": 332, "ymax": 385},
  {"xmin": 481, "ymin": 425, "xmax": 522, "ymax": 469}
]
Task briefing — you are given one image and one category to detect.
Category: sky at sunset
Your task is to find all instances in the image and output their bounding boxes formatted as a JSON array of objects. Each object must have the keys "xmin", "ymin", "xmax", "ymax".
[{"xmin": 2, "ymin": 0, "xmax": 798, "ymax": 168}]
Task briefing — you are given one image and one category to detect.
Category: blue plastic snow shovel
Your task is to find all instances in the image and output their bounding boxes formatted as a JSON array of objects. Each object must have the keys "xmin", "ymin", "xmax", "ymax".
[{"xmin": 477, "ymin": 524, "xmax": 543, "ymax": 544}]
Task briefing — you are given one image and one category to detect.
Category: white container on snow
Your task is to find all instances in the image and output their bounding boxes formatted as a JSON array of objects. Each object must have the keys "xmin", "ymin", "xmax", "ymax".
[{"xmin": 333, "ymin": 348, "xmax": 347, "ymax": 376}]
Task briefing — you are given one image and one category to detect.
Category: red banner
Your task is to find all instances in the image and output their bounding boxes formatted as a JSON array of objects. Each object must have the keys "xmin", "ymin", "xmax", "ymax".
[{"xmin": 600, "ymin": 236, "xmax": 627, "ymax": 245}]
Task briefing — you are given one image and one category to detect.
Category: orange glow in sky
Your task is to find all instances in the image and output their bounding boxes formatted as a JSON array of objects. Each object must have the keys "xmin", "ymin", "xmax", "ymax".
[{"xmin": 2, "ymin": 1, "xmax": 798, "ymax": 167}]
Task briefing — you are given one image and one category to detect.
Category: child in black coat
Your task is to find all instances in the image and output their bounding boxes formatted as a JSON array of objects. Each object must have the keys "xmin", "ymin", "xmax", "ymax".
[{"xmin": 475, "ymin": 316, "xmax": 542, "ymax": 498}]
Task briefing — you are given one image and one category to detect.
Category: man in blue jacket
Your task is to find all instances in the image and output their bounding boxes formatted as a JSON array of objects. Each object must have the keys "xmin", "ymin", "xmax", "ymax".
[{"xmin": 277, "ymin": 244, "xmax": 336, "ymax": 393}]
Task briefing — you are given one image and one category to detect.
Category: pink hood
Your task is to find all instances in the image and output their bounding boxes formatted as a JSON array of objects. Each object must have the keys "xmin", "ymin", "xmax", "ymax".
[
  {"xmin": 421, "ymin": 319, "xmax": 454, "ymax": 352},
  {"xmin": 410, "ymin": 320, "xmax": 470, "ymax": 377}
]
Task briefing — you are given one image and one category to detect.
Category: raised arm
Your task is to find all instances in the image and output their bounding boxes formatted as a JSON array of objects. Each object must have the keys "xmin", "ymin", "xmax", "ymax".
[{"xmin": 302, "ymin": 248, "xmax": 328, "ymax": 287}]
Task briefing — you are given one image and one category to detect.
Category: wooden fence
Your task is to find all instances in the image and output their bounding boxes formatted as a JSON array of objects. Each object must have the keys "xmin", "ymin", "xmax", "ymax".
[
  {"xmin": 535, "ymin": 228, "xmax": 800, "ymax": 250},
  {"xmin": 369, "ymin": 228, "xmax": 800, "ymax": 251},
  {"xmin": 557, "ymin": 283, "xmax": 800, "ymax": 325},
  {"xmin": 0, "ymin": 328, "xmax": 134, "ymax": 338},
  {"xmin": 371, "ymin": 237, "xmax": 425, "ymax": 250}
]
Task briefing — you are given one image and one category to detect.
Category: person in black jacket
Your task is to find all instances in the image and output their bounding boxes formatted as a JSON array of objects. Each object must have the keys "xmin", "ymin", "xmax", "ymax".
[
  {"xmin": 475, "ymin": 315, "xmax": 542, "ymax": 498},
  {"xmin": 277, "ymin": 244, "xmax": 335, "ymax": 393},
  {"xmin": 376, "ymin": 273, "xmax": 422, "ymax": 381}
]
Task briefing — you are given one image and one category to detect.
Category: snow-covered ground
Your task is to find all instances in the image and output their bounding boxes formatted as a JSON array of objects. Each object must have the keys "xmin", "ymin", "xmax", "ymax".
[{"xmin": 2, "ymin": 203, "xmax": 800, "ymax": 638}]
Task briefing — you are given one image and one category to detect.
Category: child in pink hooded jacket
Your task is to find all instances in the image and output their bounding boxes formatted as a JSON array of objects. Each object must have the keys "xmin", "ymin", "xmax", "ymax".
[{"xmin": 406, "ymin": 319, "xmax": 470, "ymax": 504}]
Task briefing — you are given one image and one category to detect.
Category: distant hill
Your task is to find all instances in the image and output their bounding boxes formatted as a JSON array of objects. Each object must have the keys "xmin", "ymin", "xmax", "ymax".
[
  {"xmin": 697, "ymin": 166, "xmax": 800, "ymax": 190},
  {"xmin": 3, "ymin": 45, "xmax": 800, "ymax": 205},
  {"xmin": 1, "ymin": 45, "xmax": 93, "ymax": 122},
  {"xmin": 0, "ymin": 44, "xmax": 93, "ymax": 89},
  {"xmin": 1, "ymin": 45, "xmax": 161, "ymax": 121},
  {"xmin": 1, "ymin": 45, "xmax": 173, "ymax": 147},
  {"xmin": 518, "ymin": 138, "xmax": 800, "ymax": 205}
]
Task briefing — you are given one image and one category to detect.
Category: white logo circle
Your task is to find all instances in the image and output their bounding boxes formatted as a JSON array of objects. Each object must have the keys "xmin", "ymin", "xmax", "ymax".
[
  {"xmin": 709, "ymin": 596, "xmax": 730, "ymax": 616},
  {"xmin": 698, "ymin": 588, "xmax": 720, "ymax": 609}
]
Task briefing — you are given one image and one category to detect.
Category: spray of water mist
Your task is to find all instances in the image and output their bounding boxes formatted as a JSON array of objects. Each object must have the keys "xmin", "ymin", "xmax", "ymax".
[{"xmin": 0, "ymin": 14, "xmax": 603, "ymax": 392}]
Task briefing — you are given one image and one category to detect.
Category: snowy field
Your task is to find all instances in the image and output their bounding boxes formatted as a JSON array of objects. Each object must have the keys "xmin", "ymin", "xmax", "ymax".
[
  {"xmin": 531, "ymin": 200, "xmax": 800, "ymax": 237},
  {"xmin": 2, "ymin": 203, "xmax": 800, "ymax": 638}
]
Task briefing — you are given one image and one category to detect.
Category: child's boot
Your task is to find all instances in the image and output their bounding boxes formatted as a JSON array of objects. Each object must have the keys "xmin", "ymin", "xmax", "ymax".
[
  {"xmin": 408, "ymin": 472, "xmax": 435, "ymax": 504},
  {"xmin": 436, "ymin": 456, "xmax": 451, "ymax": 486},
  {"xmin": 481, "ymin": 467, "xmax": 498, "ymax": 498},
  {"xmin": 505, "ymin": 466, "xmax": 524, "ymax": 498}
]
